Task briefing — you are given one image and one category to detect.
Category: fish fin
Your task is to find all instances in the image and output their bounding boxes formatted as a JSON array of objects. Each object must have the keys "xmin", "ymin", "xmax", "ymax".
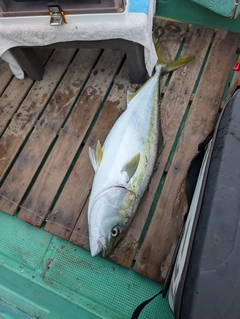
[
  {"xmin": 154, "ymin": 42, "xmax": 165, "ymax": 65},
  {"xmin": 89, "ymin": 147, "xmax": 98, "ymax": 171},
  {"xmin": 127, "ymin": 90, "xmax": 137, "ymax": 105},
  {"xmin": 127, "ymin": 84, "xmax": 149, "ymax": 105},
  {"xmin": 154, "ymin": 42, "xmax": 195, "ymax": 74},
  {"xmin": 96, "ymin": 140, "xmax": 103, "ymax": 165},
  {"xmin": 89, "ymin": 140, "xmax": 103, "ymax": 171},
  {"xmin": 121, "ymin": 153, "xmax": 140, "ymax": 181},
  {"xmin": 164, "ymin": 56, "xmax": 195, "ymax": 74}
]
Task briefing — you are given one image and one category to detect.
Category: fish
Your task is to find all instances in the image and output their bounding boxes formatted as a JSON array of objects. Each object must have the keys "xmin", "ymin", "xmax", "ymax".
[{"xmin": 88, "ymin": 46, "xmax": 194, "ymax": 257}]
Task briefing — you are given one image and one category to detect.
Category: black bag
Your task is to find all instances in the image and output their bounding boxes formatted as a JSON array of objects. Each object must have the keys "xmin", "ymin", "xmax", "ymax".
[
  {"xmin": 170, "ymin": 86, "xmax": 240, "ymax": 318},
  {"xmin": 132, "ymin": 87, "xmax": 240, "ymax": 319}
]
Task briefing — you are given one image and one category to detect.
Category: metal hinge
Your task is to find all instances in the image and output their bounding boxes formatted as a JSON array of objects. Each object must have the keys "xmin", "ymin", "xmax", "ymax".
[{"xmin": 48, "ymin": 4, "xmax": 67, "ymax": 26}]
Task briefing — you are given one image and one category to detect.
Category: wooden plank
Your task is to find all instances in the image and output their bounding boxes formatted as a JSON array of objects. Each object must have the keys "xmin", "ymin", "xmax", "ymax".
[
  {"xmin": 69, "ymin": 62, "xmax": 138, "ymax": 250},
  {"xmin": 0, "ymin": 60, "xmax": 13, "ymax": 95},
  {"xmin": 134, "ymin": 30, "xmax": 239, "ymax": 283},
  {"xmin": 0, "ymin": 49, "xmax": 76, "ymax": 181},
  {"xmin": 0, "ymin": 50, "xmax": 52, "ymax": 135},
  {"xmin": 103, "ymin": 26, "xmax": 215, "ymax": 268},
  {"xmin": 0, "ymin": 49, "xmax": 101, "ymax": 217},
  {"xmin": 0, "ymin": 50, "xmax": 52, "ymax": 128},
  {"xmin": 17, "ymin": 49, "xmax": 123, "ymax": 233}
]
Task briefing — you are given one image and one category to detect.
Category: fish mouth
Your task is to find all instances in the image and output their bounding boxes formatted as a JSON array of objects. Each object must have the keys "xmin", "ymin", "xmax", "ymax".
[
  {"xmin": 90, "ymin": 237, "xmax": 111, "ymax": 258},
  {"xmin": 90, "ymin": 236, "xmax": 107, "ymax": 257},
  {"xmin": 98, "ymin": 236, "xmax": 107, "ymax": 250}
]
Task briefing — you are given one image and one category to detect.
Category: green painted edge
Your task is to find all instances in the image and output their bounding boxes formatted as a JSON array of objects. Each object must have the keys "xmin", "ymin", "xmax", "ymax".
[{"xmin": 156, "ymin": 0, "xmax": 240, "ymax": 33}]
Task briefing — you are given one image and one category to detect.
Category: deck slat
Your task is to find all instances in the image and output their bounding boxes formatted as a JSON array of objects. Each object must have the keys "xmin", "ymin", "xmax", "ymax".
[
  {"xmin": 15, "ymin": 49, "xmax": 101, "ymax": 223},
  {"xmin": 0, "ymin": 49, "xmax": 76, "ymax": 182},
  {"xmin": 134, "ymin": 29, "xmax": 239, "ymax": 283},
  {"xmin": 0, "ymin": 50, "xmax": 52, "ymax": 136},
  {"xmin": 0, "ymin": 60, "xmax": 13, "ymax": 96},
  {"xmin": 43, "ymin": 49, "xmax": 125, "ymax": 238}
]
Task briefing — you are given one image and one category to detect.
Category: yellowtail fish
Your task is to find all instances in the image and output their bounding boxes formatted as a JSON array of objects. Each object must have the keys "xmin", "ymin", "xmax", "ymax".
[{"xmin": 88, "ymin": 47, "xmax": 194, "ymax": 257}]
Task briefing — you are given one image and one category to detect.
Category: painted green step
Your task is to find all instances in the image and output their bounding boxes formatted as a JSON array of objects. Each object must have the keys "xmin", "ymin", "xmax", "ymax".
[
  {"xmin": 0, "ymin": 211, "xmax": 173, "ymax": 319},
  {"xmin": 156, "ymin": 0, "xmax": 240, "ymax": 33}
]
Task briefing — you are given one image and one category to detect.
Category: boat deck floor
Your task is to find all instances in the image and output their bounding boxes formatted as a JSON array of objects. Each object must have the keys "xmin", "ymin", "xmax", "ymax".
[{"xmin": 0, "ymin": 17, "xmax": 240, "ymax": 286}]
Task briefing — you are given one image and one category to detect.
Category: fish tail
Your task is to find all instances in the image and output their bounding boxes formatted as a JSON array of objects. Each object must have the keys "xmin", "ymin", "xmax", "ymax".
[{"xmin": 154, "ymin": 43, "xmax": 195, "ymax": 74}]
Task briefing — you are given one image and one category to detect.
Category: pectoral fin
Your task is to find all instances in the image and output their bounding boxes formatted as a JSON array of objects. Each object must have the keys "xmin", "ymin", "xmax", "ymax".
[
  {"xmin": 121, "ymin": 153, "xmax": 140, "ymax": 181},
  {"xmin": 89, "ymin": 140, "xmax": 103, "ymax": 172},
  {"xmin": 127, "ymin": 90, "xmax": 138, "ymax": 105}
]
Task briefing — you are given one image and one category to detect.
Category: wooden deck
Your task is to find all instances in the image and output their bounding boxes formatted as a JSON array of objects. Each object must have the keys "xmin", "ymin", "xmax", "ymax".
[{"xmin": 0, "ymin": 18, "xmax": 239, "ymax": 284}]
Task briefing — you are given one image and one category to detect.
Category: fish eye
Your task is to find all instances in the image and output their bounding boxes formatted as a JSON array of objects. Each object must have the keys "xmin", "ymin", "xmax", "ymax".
[{"xmin": 111, "ymin": 226, "xmax": 119, "ymax": 238}]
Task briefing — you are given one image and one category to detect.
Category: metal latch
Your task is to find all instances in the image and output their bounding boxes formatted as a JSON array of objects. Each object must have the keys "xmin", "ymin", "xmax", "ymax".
[{"xmin": 48, "ymin": 4, "xmax": 66, "ymax": 26}]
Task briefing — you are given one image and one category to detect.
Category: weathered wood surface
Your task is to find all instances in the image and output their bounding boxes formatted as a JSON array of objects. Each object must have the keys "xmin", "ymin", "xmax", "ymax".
[
  {"xmin": 18, "ymin": 49, "xmax": 122, "ymax": 228},
  {"xmin": 0, "ymin": 60, "xmax": 13, "ymax": 95},
  {"xmin": 0, "ymin": 49, "xmax": 76, "ymax": 182},
  {"xmin": 134, "ymin": 29, "xmax": 239, "ymax": 283},
  {"xmin": 0, "ymin": 18, "xmax": 239, "ymax": 282},
  {"xmin": 0, "ymin": 50, "xmax": 52, "ymax": 136},
  {"xmin": 14, "ymin": 49, "xmax": 101, "ymax": 221}
]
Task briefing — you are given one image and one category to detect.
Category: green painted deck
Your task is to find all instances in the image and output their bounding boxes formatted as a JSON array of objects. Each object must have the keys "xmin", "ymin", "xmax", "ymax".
[{"xmin": 0, "ymin": 17, "xmax": 240, "ymax": 318}]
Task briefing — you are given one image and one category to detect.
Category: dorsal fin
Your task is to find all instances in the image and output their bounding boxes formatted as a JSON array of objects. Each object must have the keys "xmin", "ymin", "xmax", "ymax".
[
  {"xmin": 89, "ymin": 140, "xmax": 103, "ymax": 172},
  {"xmin": 121, "ymin": 153, "xmax": 140, "ymax": 182}
]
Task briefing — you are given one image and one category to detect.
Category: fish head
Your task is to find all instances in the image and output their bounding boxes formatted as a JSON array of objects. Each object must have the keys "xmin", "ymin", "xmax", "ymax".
[{"xmin": 88, "ymin": 186, "xmax": 136, "ymax": 257}]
